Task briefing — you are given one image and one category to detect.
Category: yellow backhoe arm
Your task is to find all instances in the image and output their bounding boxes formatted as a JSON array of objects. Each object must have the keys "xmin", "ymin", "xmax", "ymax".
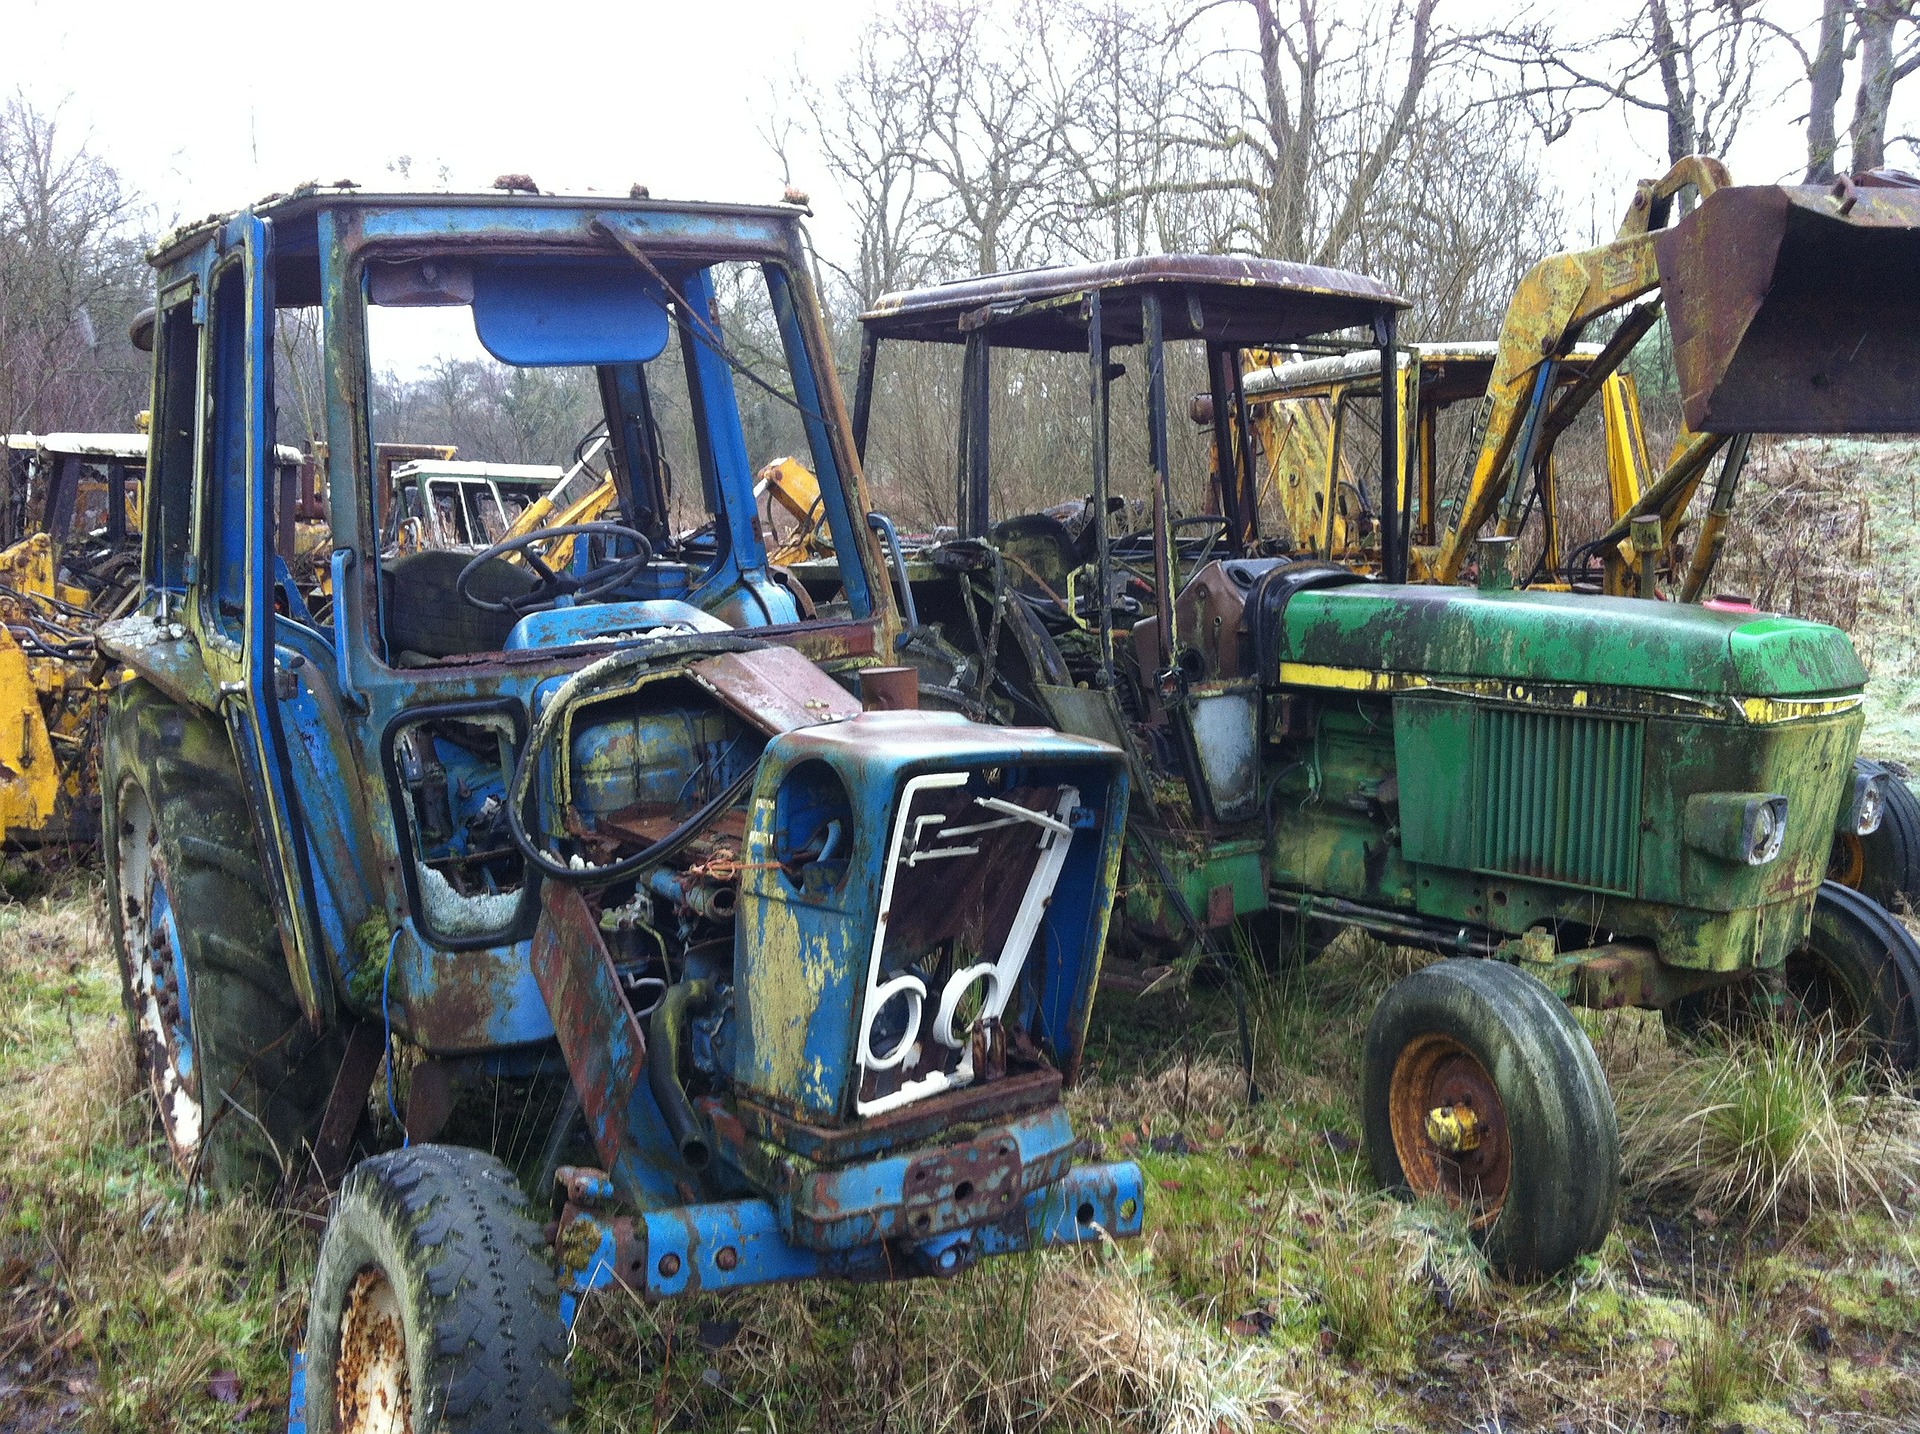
[
  {"xmin": 500, "ymin": 432, "xmax": 617, "ymax": 569},
  {"xmin": 1431, "ymin": 157, "xmax": 1730, "ymax": 583},
  {"xmin": 755, "ymin": 456, "xmax": 829, "ymax": 566}
]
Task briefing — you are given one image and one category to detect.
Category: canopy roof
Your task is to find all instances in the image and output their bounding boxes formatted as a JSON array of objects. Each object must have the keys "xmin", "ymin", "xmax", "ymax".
[{"xmin": 863, "ymin": 255, "xmax": 1407, "ymax": 352}]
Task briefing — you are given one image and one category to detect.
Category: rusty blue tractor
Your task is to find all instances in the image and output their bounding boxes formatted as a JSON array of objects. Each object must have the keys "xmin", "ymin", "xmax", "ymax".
[{"xmin": 103, "ymin": 187, "xmax": 1141, "ymax": 1432}]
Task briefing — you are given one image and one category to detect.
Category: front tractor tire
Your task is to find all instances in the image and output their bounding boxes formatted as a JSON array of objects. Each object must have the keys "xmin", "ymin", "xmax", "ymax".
[
  {"xmin": 1362, "ymin": 958, "xmax": 1619, "ymax": 1281},
  {"xmin": 104, "ymin": 680, "xmax": 343, "ymax": 1194},
  {"xmin": 302, "ymin": 1145, "xmax": 572, "ymax": 1434}
]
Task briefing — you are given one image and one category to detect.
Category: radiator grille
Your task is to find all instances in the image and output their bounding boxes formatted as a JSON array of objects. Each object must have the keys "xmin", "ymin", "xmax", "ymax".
[{"xmin": 1472, "ymin": 708, "xmax": 1643, "ymax": 895}]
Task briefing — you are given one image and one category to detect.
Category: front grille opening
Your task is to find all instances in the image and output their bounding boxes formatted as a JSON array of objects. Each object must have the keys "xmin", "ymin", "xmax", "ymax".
[{"xmin": 1471, "ymin": 708, "xmax": 1643, "ymax": 895}]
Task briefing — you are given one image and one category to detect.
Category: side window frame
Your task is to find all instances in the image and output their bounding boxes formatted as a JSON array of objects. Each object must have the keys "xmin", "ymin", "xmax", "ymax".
[{"xmin": 141, "ymin": 285, "xmax": 203, "ymax": 600}]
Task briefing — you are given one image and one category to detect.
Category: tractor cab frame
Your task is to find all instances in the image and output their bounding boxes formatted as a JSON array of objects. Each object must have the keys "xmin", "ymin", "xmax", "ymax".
[{"xmin": 101, "ymin": 188, "xmax": 1141, "ymax": 1432}]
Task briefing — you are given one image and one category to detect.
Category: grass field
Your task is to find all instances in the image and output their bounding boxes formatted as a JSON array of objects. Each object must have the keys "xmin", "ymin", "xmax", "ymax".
[
  {"xmin": 2, "ymin": 885, "xmax": 1917, "ymax": 1433},
  {"xmin": 4, "ymin": 439, "xmax": 1920, "ymax": 1432}
]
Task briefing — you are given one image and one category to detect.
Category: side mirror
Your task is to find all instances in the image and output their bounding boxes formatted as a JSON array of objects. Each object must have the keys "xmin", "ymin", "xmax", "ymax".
[{"xmin": 128, "ymin": 307, "xmax": 156, "ymax": 353}]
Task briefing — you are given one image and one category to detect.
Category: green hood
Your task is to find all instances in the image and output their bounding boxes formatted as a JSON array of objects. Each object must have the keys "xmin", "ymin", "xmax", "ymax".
[{"xmin": 1279, "ymin": 587, "xmax": 1865, "ymax": 699}]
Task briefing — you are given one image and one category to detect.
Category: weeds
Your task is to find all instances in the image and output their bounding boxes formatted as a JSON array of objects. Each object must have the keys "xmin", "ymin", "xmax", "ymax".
[
  {"xmin": 1309, "ymin": 1207, "xmax": 1422, "ymax": 1365},
  {"xmin": 1612, "ymin": 1021, "xmax": 1920, "ymax": 1224},
  {"xmin": 7, "ymin": 879, "xmax": 1920, "ymax": 1430}
]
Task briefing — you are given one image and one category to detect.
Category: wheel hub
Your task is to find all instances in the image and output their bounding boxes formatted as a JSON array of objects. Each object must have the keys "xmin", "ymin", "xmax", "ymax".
[
  {"xmin": 1388, "ymin": 1033, "xmax": 1512, "ymax": 1227},
  {"xmin": 336, "ymin": 1267, "xmax": 412, "ymax": 1434}
]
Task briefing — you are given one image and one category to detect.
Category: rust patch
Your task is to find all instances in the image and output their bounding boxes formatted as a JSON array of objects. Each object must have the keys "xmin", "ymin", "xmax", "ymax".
[
  {"xmin": 723, "ymin": 1065, "xmax": 1062, "ymax": 1165},
  {"xmin": 530, "ymin": 883, "xmax": 647, "ymax": 1171},
  {"xmin": 336, "ymin": 1267, "xmax": 412, "ymax": 1433},
  {"xmin": 689, "ymin": 647, "xmax": 862, "ymax": 735},
  {"xmin": 898, "ymin": 1129, "xmax": 1023, "ymax": 1239}
]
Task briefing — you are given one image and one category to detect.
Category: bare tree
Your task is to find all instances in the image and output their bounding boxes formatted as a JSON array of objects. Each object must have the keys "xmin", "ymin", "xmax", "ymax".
[
  {"xmin": 1803, "ymin": 0, "xmax": 1852, "ymax": 180},
  {"xmin": 1850, "ymin": 0, "xmax": 1920, "ymax": 169},
  {"xmin": 1768, "ymin": 3, "xmax": 1920, "ymax": 182},
  {"xmin": 0, "ymin": 95, "xmax": 148, "ymax": 435},
  {"xmin": 794, "ymin": 30, "xmax": 949, "ymax": 315},
  {"xmin": 1488, "ymin": 0, "xmax": 1769, "ymax": 201},
  {"xmin": 1089, "ymin": 0, "xmax": 1455, "ymax": 265}
]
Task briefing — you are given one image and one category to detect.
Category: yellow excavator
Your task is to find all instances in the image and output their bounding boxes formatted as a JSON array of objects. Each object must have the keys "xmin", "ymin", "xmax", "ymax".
[
  {"xmin": 0, "ymin": 432, "xmax": 149, "ymax": 843},
  {"xmin": 1238, "ymin": 156, "xmax": 1920, "ymax": 599},
  {"xmin": 1232, "ymin": 341, "xmax": 1658, "ymax": 582},
  {"xmin": 0, "ymin": 430, "xmax": 315, "ymax": 845}
]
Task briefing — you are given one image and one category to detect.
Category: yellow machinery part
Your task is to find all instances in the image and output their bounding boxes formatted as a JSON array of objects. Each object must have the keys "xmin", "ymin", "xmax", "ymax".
[
  {"xmin": 0, "ymin": 629, "xmax": 62, "ymax": 841},
  {"xmin": 0, "ymin": 532, "xmax": 91, "ymax": 608},
  {"xmin": 757, "ymin": 456, "xmax": 829, "ymax": 566},
  {"xmin": 1431, "ymin": 156, "xmax": 1730, "ymax": 583}
]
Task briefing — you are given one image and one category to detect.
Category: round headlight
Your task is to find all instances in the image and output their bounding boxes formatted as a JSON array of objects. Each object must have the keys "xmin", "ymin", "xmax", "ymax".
[
  {"xmin": 1856, "ymin": 782, "xmax": 1885, "ymax": 836},
  {"xmin": 1746, "ymin": 800, "xmax": 1786, "ymax": 865}
]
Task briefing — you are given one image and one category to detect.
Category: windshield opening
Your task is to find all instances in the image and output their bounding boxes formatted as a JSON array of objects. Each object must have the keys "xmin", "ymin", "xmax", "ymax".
[{"xmin": 361, "ymin": 254, "xmax": 869, "ymax": 666}]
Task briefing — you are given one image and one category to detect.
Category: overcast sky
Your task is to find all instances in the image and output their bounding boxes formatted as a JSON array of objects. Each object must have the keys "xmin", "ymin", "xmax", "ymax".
[{"xmin": 6, "ymin": 0, "xmax": 1910, "ymax": 261}]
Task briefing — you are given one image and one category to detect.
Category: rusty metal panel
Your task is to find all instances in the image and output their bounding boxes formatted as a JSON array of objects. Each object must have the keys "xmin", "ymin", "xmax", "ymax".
[
  {"xmin": 715, "ymin": 1067, "xmax": 1064, "ymax": 1166},
  {"xmin": 899, "ymin": 1129, "xmax": 1023, "ymax": 1239},
  {"xmin": 689, "ymin": 646, "xmax": 862, "ymax": 734},
  {"xmin": 529, "ymin": 883, "xmax": 663, "ymax": 1188},
  {"xmin": 1656, "ymin": 183, "xmax": 1920, "ymax": 433},
  {"xmin": 530, "ymin": 887, "xmax": 697, "ymax": 1208}
]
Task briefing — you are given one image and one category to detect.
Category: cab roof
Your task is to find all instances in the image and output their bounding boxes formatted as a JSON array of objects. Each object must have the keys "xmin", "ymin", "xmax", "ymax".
[
  {"xmin": 862, "ymin": 254, "xmax": 1407, "ymax": 352},
  {"xmin": 150, "ymin": 186, "xmax": 811, "ymax": 268},
  {"xmin": 393, "ymin": 459, "xmax": 564, "ymax": 486}
]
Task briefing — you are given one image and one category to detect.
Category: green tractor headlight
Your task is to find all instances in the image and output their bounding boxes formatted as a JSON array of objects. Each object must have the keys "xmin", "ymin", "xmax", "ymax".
[
  {"xmin": 1838, "ymin": 770, "xmax": 1885, "ymax": 837},
  {"xmin": 1685, "ymin": 792, "xmax": 1790, "ymax": 866}
]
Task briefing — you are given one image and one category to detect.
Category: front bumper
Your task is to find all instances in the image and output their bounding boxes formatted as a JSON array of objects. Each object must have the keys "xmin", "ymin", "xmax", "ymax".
[{"xmin": 556, "ymin": 1159, "xmax": 1144, "ymax": 1316}]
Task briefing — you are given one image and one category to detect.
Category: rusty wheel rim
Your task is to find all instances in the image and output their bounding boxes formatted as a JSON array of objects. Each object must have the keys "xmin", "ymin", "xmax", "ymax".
[
  {"xmin": 1387, "ymin": 1033, "xmax": 1511, "ymax": 1229},
  {"xmin": 336, "ymin": 1267, "xmax": 411, "ymax": 1434},
  {"xmin": 1828, "ymin": 833, "xmax": 1867, "ymax": 889},
  {"xmin": 116, "ymin": 781, "xmax": 203, "ymax": 1173}
]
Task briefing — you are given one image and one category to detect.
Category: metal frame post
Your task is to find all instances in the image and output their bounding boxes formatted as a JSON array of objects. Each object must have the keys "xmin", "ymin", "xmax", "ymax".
[
  {"xmin": 1373, "ymin": 311, "xmax": 1403, "ymax": 583},
  {"xmin": 1087, "ymin": 291, "xmax": 1115, "ymax": 687},
  {"xmin": 1142, "ymin": 292, "xmax": 1176, "ymax": 667}
]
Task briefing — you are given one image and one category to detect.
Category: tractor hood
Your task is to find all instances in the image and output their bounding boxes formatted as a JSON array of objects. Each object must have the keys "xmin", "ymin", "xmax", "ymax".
[{"xmin": 1274, "ymin": 586, "xmax": 1865, "ymax": 699}]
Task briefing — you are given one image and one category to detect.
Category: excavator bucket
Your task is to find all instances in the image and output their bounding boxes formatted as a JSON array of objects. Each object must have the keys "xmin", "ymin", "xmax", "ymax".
[{"xmin": 1655, "ymin": 180, "xmax": 1920, "ymax": 433}]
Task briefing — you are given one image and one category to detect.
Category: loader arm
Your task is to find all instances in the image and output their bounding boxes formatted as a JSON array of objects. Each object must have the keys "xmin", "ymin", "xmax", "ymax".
[
  {"xmin": 754, "ymin": 456, "xmax": 829, "ymax": 566},
  {"xmin": 501, "ymin": 434, "xmax": 619, "ymax": 570},
  {"xmin": 1430, "ymin": 157, "xmax": 1730, "ymax": 583}
]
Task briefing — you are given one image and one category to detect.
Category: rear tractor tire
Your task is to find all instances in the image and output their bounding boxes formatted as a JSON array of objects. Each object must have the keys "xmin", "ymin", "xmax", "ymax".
[
  {"xmin": 104, "ymin": 680, "xmax": 345, "ymax": 1194},
  {"xmin": 301, "ymin": 1145, "xmax": 572, "ymax": 1434},
  {"xmin": 1666, "ymin": 882, "xmax": 1920, "ymax": 1076},
  {"xmin": 1362, "ymin": 958, "xmax": 1619, "ymax": 1281}
]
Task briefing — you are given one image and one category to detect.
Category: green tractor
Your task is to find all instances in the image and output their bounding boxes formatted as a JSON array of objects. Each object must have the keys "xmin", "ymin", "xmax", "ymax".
[{"xmin": 843, "ymin": 233, "xmax": 1920, "ymax": 1278}]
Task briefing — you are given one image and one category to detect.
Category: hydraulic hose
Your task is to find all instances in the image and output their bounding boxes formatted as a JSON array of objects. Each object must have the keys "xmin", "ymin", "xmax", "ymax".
[
  {"xmin": 504, "ymin": 633, "xmax": 769, "ymax": 884},
  {"xmin": 648, "ymin": 979, "xmax": 715, "ymax": 1169}
]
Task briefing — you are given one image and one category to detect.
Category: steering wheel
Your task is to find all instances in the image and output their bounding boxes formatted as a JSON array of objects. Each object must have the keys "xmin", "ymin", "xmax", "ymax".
[{"xmin": 456, "ymin": 522, "xmax": 654, "ymax": 614}]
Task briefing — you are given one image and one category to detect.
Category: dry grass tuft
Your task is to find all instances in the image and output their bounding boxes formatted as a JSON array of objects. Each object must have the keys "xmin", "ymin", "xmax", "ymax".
[
  {"xmin": 1609, "ymin": 1021, "xmax": 1920, "ymax": 1225},
  {"xmin": 1073, "ymin": 1053, "xmax": 1254, "ymax": 1136},
  {"xmin": 1308, "ymin": 1209, "xmax": 1423, "ymax": 1364},
  {"xmin": 574, "ymin": 1239, "xmax": 1303, "ymax": 1433}
]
